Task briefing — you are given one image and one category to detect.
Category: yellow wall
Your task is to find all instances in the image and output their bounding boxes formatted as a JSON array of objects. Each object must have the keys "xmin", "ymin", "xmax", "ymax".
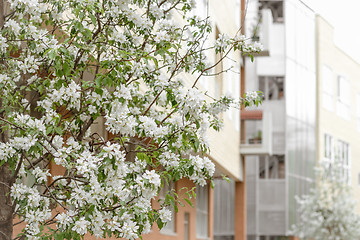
[
  {"xmin": 316, "ymin": 16, "xmax": 360, "ymax": 212},
  {"xmin": 174, "ymin": 0, "xmax": 243, "ymax": 181},
  {"xmin": 206, "ymin": 0, "xmax": 243, "ymax": 181}
]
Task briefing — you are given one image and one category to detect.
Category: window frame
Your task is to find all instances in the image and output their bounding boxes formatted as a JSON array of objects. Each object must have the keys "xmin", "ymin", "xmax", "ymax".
[
  {"xmin": 336, "ymin": 75, "xmax": 350, "ymax": 119},
  {"xmin": 337, "ymin": 140, "xmax": 351, "ymax": 184}
]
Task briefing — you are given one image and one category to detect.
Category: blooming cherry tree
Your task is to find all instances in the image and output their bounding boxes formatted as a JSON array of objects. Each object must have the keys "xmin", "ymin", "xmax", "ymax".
[
  {"xmin": 0, "ymin": 0, "xmax": 262, "ymax": 239},
  {"xmin": 291, "ymin": 161, "xmax": 360, "ymax": 240}
]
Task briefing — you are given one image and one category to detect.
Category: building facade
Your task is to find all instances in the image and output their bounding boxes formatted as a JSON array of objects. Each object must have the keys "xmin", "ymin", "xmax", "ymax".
[
  {"xmin": 316, "ymin": 15, "xmax": 360, "ymax": 212},
  {"xmin": 242, "ymin": 0, "xmax": 316, "ymax": 239}
]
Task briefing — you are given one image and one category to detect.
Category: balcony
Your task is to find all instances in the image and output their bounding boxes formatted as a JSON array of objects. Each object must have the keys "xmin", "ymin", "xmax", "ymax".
[{"xmin": 240, "ymin": 111, "xmax": 273, "ymax": 156}]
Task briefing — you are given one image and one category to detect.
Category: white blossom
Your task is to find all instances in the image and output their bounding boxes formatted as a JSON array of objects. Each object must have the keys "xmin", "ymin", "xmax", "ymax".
[
  {"xmin": 291, "ymin": 161, "xmax": 360, "ymax": 240},
  {"xmin": 0, "ymin": 0, "xmax": 262, "ymax": 238},
  {"xmin": 159, "ymin": 208, "xmax": 172, "ymax": 223}
]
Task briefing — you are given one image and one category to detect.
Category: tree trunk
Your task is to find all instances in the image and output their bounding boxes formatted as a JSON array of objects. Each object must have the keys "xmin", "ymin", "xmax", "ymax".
[
  {"xmin": 0, "ymin": 1, "xmax": 14, "ymax": 239},
  {"xmin": 0, "ymin": 163, "xmax": 13, "ymax": 240},
  {"xmin": 0, "ymin": 0, "xmax": 4, "ymax": 29}
]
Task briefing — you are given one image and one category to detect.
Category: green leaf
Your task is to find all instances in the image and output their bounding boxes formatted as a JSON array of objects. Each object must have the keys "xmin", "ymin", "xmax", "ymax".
[
  {"xmin": 55, "ymin": 126, "xmax": 63, "ymax": 135},
  {"xmin": 94, "ymin": 87, "xmax": 103, "ymax": 96},
  {"xmin": 222, "ymin": 174, "xmax": 230, "ymax": 183},
  {"xmin": 152, "ymin": 58, "xmax": 158, "ymax": 68},
  {"xmin": 184, "ymin": 198, "xmax": 193, "ymax": 207},
  {"xmin": 89, "ymin": 14, "xmax": 97, "ymax": 25},
  {"xmin": 46, "ymin": 126, "xmax": 53, "ymax": 135},
  {"xmin": 48, "ymin": 49, "xmax": 56, "ymax": 60},
  {"xmin": 157, "ymin": 218, "xmax": 164, "ymax": 229},
  {"xmin": 63, "ymin": 62, "xmax": 70, "ymax": 76}
]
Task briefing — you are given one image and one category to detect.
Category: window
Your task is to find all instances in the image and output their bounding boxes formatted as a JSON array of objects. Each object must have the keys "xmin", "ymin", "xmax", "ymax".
[
  {"xmin": 259, "ymin": 1, "xmax": 284, "ymax": 23},
  {"xmin": 193, "ymin": 0, "xmax": 209, "ymax": 93},
  {"xmin": 324, "ymin": 133, "xmax": 334, "ymax": 161},
  {"xmin": 259, "ymin": 155, "xmax": 285, "ymax": 179},
  {"xmin": 245, "ymin": 119, "xmax": 262, "ymax": 144},
  {"xmin": 159, "ymin": 181, "xmax": 176, "ymax": 234},
  {"xmin": 323, "ymin": 135, "xmax": 350, "ymax": 183},
  {"xmin": 193, "ymin": 0, "xmax": 208, "ymax": 20},
  {"xmin": 337, "ymin": 140, "xmax": 351, "ymax": 184},
  {"xmin": 235, "ymin": 0, "xmax": 241, "ymax": 28},
  {"xmin": 258, "ymin": 76, "xmax": 284, "ymax": 101},
  {"xmin": 323, "ymin": 133, "xmax": 334, "ymax": 179},
  {"xmin": 336, "ymin": 75, "xmax": 350, "ymax": 119},
  {"xmin": 322, "ymin": 65, "xmax": 333, "ymax": 111},
  {"xmin": 184, "ymin": 212, "xmax": 190, "ymax": 240},
  {"xmin": 196, "ymin": 185, "xmax": 208, "ymax": 238}
]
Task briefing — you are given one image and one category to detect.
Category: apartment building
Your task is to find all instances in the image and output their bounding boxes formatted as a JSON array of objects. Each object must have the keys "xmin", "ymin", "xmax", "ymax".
[
  {"xmin": 242, "ymin": 0, "xmax": 316, "ymax": 239},
  {"xmin": 316, "ymin": 16, "xmax": 360, "ymax": 212}
]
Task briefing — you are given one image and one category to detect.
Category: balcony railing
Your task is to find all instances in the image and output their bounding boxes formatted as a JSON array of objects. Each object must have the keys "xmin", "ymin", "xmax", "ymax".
[{"xmin": 240, "ymin": 111, "xmax": 273, "ymax": 155}]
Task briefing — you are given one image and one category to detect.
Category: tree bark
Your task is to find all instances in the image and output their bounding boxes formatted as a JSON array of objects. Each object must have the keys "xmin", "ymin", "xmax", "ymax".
[
  {"xmin": 0, "ymin": 1, "xmax": 13, "ymax": 234},
  {"xmin": 0, "ymin": 105, "xmax": 13, "ymax": 240},
  {"xmin": 0, "ymin": 163, "xmax": 13, "ymax": 240},
  {"xmin": 0, "ymin": 0, "xmax": 4, "ymax": 29}
]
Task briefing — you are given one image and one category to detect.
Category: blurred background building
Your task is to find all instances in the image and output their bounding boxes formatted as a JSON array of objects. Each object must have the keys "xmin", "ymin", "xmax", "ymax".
[
  {"xmin": 241, "ymin": 0, "xmax": 317, "ymax": 239},
  {"xmin": 316, "ymin": 15, "xmax": 360, "ymax": 212}
]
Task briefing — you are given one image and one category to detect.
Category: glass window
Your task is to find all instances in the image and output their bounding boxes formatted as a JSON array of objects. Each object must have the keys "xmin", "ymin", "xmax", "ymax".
[
  {"xmin": 337, "ymin": 140, "xmax": 351, "ymax": 184},
  {"xmin": 235, "ymin": 0, "xmax": 241, "ymax": 28},
  {"xmin": 324, "ymin": 133, "xmax": 334, "ymax": 161},
  {"xmin": 336, "ymin": 75, "xmax": 350, "ymax": 119},
  {"xmin": 159, "ymin": 181, "xmax": 176, "ymax": 234},
  {"xmin": 184, "ymin": 212, "xmax": 190, "ymax": 240},
  {"xmin": 258, "ymin": 76, "xmax": 284, "ymax": 101},
  {"xmin": 193, "ymin": 0, "xmax": 208, "ymax": 20},
  {"xmin": 245, "ymin": 120, "xmax": 262, "ymax": 144},
  {"xmin": 258, "ymin": 155, "xmax": 285, "ymax": 179},
  {"xmin": 196, "ymin": 185, "xmax": 208, "ymax": 238}
]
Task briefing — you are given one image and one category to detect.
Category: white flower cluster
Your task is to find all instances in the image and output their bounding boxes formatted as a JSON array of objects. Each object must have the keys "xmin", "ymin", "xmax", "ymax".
[
  {"xmin": 48, "ymin": 80, "xmax": 81, "ymax": 111},
  {"xmin": 215, "ymin": 33, "xmax": 231, "ymax": 52},
  {"xmin": 189, "ymin": 155, "xmax": 215, "ymax": 186},
  {"xmin": 0, "ymin": 142, "xmax": 16, "ymax": 162},
  {"xmin": 105, "ymin": 101, "xmax": 137, "ymax": 136},
  {"xmin": 291, "ymin": 161, "xmax": 360, "ymax": 239},
  {"xmin": 159, "ymin": 208, "xmax": 172, "ymax": 223},
  {"xmin": 11, "ymin": 183, "xmax": 51, "ymax": 238},
  {"xmin": 13, "ymin": 113, "xmax": 46, "ymax": 135},
  {"xmin": 0, "ymin": 0, "xmax": 263, "ymax": 238}
]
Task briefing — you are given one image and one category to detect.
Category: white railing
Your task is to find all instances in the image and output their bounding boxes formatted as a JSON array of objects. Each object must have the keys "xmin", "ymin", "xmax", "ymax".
[{"xmin": 240, "ymin": 111, "xmax": 273, "ymax": 155}]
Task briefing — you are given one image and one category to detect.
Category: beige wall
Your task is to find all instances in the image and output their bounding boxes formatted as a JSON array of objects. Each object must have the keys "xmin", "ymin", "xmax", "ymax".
[
  {"xmin": 206, "ymin": 0, "xmax": 243, "ymax": 181},
  {"xmin": 316, "ymin": 16, "xmax": 360, "ymax": 212}
]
